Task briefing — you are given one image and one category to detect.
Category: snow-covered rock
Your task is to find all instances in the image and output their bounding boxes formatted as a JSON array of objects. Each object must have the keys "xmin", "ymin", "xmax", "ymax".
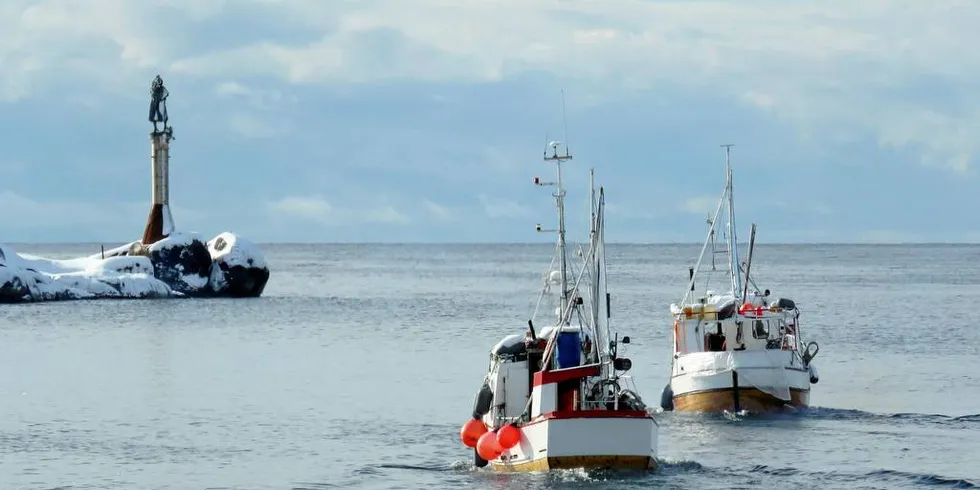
[
  {"xmin": 146, "ymin": 232, "xmax": 213, "ymax": 296},
  {"xmin": 0, "ymin": 243, "xmax": 173, "ymax": 303},
  {"xmin": 206, "ymin": 232, "xmax": 270, "ymax": 297},
  {"xmin": 0, "ymin": 231, "xmax": 270, "ymax": 303}
]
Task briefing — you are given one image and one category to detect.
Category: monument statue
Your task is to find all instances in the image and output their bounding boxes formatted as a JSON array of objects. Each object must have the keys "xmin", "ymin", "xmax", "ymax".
[{"xmin": 148, "ymin": 75, "xmax": 170, "ymax": 133}]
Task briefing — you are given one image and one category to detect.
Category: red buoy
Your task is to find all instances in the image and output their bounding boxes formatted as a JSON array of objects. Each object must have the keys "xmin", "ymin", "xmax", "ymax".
[
  {"xmin": 497, "ymin": 424, "xmax": 520, "ymax": 450},
  {"xmin": 476, "ymin": 431, "xmax": 502, "ymax": 461},
  {"xmin": 460, "ymin": 419, "xmax": 487, "ymax": 448}
]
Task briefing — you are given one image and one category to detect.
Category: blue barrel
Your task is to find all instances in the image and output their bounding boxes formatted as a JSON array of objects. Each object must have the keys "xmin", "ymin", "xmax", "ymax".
[{"xmin": 556, "ymin": 331, "xmax": 581, "ymax": 369}]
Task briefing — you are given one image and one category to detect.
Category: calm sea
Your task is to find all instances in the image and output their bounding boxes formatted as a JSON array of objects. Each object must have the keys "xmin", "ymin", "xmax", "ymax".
[{"xmin": 0, "ymin": 243, "xmax": 977, "ymax": 489}]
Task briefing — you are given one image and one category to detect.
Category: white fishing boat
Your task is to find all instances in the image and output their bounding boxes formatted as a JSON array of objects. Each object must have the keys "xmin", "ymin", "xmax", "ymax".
[
  {"xmin": 459, "ymin": 141, "xmax": 659, "ymax": 472},
  {"xmin": 659, "ymin": 145, "xmax": 821, "ymax": 414}
]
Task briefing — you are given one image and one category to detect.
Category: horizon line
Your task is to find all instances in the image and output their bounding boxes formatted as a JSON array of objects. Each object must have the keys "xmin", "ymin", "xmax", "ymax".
[{"xmin": 3, "ymin": 240, "xmax": 979, "ymax": 247}]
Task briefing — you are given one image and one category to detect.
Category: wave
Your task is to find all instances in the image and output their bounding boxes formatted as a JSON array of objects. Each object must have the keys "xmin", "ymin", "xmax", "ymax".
[
  {"xmin": 801, "ymin": 407, "xmax": 980, "ymax": 427},
  {"xmin": 363, "ymin": 456, "xmax": 976, "ymax": 489},
  {"xmin": 662, "ymin": 406, "xmax": 980, "ymax": 428},
  {"xmin": 747, "ymin": 465, "xmax": 976, "ymax": 488}
]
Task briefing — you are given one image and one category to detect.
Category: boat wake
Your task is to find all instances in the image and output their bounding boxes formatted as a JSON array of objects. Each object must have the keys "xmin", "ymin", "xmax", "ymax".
[
  {"xmin": 362, "ymin": 452, "xmax": 976, "ymax": 489},
  {"xmin": 662, "ymin": 406, "xmax": 980, "ymax": 428},
  {"xmin": 743, "ymin": 465, "xmax": 976, "ymax": 488},
  {"xmin": 802, "ymin": 407, "xmax": 980, "ymax": 426}
]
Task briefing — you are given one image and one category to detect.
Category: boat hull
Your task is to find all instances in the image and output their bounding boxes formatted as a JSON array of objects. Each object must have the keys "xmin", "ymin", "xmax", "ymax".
[
  {"xmin": 488, "ymin": 412, "xmax": 658, "ymax": 473},
  {"xmin": 673, "ymin": 386, "xmax": 809, "ymax": 413},
  {"xmin": 492, "ymin": 454, "xmax": 656, "ymax": 472},
  {"xmin": 670, "ymin": 351, "xmax": 812, "ymax": 414}
]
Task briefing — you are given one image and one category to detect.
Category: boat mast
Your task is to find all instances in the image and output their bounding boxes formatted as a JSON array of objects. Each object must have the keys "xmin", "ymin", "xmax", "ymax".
[
  {"xmin": 721, "ymin": 144, "xmax": 742, "ymax": 301},
  {"xmin": 544, "ymin": 141, "xmax": 572, "ymax": 320},
  {"xmin": 595, "ymin": 187, "xmax": 610, "ymax": 370},
  {"xmin": 590, "ymin": 168, "xmax": 596, "ymax": 239},
  {"xmin": 589, "ymin": 168, "xmax": 597, "ymax": 326}
]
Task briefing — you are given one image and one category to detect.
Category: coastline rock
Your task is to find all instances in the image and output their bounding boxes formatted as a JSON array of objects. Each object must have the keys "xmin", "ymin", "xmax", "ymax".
[
  {"xmin": 145, "ymin": 232, "xmax": 214, "ymax": 296},
  {"xmin": 0, "ymin": 264, "xmax": 30, "ymax": 302},
  {"xmin": 207, "ymin": 232, "xmax": 270, "ymax": 297},
  {"xmin": 0, "ymin": 243, "xmax": 173, "ymax": 303},
  {"xmin": 0, "ymin": 231, "xmax": 269, "ymax": 303}
]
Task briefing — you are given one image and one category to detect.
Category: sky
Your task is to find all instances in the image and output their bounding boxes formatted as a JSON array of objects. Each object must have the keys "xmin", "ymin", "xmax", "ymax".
[{"xmin": 1, "ymin": 0, "xmax": 979, "ymax": 244}]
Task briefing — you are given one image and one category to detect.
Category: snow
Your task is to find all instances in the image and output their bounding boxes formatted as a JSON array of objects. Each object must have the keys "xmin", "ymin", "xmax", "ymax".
[
  {"xmin": 207, "ymin": 232, "xmax": 267, "ymax": 269},
  {"xmin": 0, "ymin": 231, "xmax": 269, "ymax": 303},
  {"xmin": 148, "ymin": 231, "xmax": 199, "ymax": 251},
  {"xmin": 90, "ymin": 241, "xmax": 141, "ymax": 259},
  {"xmin": 0, "ymin": 243, "xmax": 173, "ymax": 302}
]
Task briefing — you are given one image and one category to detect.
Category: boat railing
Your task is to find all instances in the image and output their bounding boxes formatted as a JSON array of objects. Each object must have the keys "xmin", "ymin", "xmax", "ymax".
[
  {"xmin": 574, "ymin": 374, "xmax": 647, "ymax": 411},
  {"xmin": 675, "ymin": 308, "xmax": 795, "ymax": 322},
  {"xmin": 620, "ymin": 374, "xmax": 639, "ymax": 395}
]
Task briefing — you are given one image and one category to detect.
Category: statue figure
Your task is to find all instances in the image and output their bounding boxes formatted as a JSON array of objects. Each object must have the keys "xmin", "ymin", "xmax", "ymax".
[{"xmin": 148, "ymin": 75, "xmax": 169, "ymax": 133}]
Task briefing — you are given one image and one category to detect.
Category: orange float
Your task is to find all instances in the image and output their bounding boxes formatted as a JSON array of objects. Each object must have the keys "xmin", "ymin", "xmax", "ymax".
[
  {"xmin": 497, "ymin": 424, "xmax": 520, "ymax": 450},
  {"xmin": 460, "ymin": 419, "xmax": 487, "ymax": 448},
  {"xmin": 476, "ymin": 431, "xmax": 502, "ymax": 461}
]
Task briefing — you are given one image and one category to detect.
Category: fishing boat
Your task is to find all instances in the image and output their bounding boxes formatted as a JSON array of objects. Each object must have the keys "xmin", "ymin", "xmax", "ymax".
[
  {"xmin": 659, "ymin": 145, "xmax": 820, "ymax": 414},
  {"xmin": 458, "ymin": 141, "xmax": 658, "ymax": 472}
]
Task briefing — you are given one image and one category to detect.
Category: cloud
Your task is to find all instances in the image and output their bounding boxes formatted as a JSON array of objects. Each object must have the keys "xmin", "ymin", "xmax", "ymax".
[
  {"xmin": 0, "ymin": 190, "xmax": 209, "ymax": 241},
  {"xmin": 680, "ymin": 195, "xmax": 720, "ymax": 216},
  {"xmin": 265, "ymin": 195, "xmax": 411, "ymax": 226},
  {"xmin": 267, "ymin": 195, "xmax": 332, "ymax": 222},
  {"xmin": 604, "ymin": 202, "xmax": 664, "ymax": 221},
  {"xmin": 176, "ymin": 2, "xmax": 980, "ymax": 174},
  {"xmin": 478, "ymin": 195, "xmax": 531, "ymax": 219},
  {"xmin": 363, "ymin": 206, "xmax": 411, "ymax": 225},
  {"xmin": 0, "ymin": 190, "xmax": 138, "ymax": 229},
  {"xmin": 214, "ymin": 81, "xmax": 288, "ymax": 111},
  {"xmin": 227, "ymin": 112, "xmax": 283, "ymax": 139},
  {"xmin": 3, "ymin": 1, "xmax": 979, "ymax": 172},
  {"xmin": 741, "ymin": 91, "xmax": 776, "ymax": 111},
  {"xmin": 1, "ymin": 1, "xmax": 979, "ymax": 243},
  {"xmin": 422, "ymin": 200, "xmax": 454, "ymax": 221}
]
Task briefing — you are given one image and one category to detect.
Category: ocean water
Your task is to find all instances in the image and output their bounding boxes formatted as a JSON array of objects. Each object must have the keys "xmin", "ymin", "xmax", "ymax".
[{"xmin": 0, "ymin": 243, "xmax": 977, "ymax": 490}]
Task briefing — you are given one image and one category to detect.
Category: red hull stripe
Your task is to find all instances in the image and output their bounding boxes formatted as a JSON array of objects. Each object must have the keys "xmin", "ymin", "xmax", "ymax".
[
  {"xmin": 546, "ymin": 409, "xmax": 651, "ymax": 420},
  {"xmin": 532, "ymin": 364, "xmax": 601, "ymax": 386},
  {"xmin": 521, "ymin": 409, "xmax": 653, "ymax": 427}
]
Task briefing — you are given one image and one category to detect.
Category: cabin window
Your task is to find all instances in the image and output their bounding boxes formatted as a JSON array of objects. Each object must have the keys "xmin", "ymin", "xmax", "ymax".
[{"xmin": 752, "ymin": 320, "xmax": 769, "ymax": 339}]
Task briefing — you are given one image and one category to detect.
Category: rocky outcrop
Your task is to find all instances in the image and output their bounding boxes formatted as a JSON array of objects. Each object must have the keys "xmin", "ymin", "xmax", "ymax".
[
  {"xmin": 0, "ymin": 231, "xmax": 270, "ymax": 303},
  {"xmin": 206, "ymin": 232, "xmax": 270, "ymax": 297},
  {"xmin": 145, "ymin": 233, "xmax": 214, "ymax": 296}
]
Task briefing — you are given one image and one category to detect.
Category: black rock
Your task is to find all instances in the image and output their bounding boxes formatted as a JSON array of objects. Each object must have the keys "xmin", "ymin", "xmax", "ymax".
[
  {"xmin": 216, "ymin": 262, "xmax": 270, "ymax": 297},
  {"xmin": 0, "ymin": 265, "xmax": 31, "ymax": 303},
  {"xmin": 206, "ymin": 233, "xmax": 270, "ymax": 298},
  {"xmin": 146, "ymin": 235, "xmax": 213, "ymax": 296}
]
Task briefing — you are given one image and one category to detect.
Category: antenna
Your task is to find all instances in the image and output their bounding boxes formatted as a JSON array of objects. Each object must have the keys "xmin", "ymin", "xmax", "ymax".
[
  {"xmin": 538, "ymin": 98, "xmax": 574, "ymax": 325},
  {"xmin": 561, "ymin": 89, "xmax": 570, "ymax": 157},
  {"xmin": 719, "ymin": 143, "xmax": 740, "ymax": 300},
  {"xmin": 721, "ymin": 143, "xmax": 734, "ymax": 167},
  {"xmin": 707, "ymin": 213, "xmax": 717, "ymax": 271}
]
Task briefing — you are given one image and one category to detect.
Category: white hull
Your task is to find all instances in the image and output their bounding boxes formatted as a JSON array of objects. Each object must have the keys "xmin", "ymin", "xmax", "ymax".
[
  {"xmin": 670, "ymin": 350, "xmax": 814, "ymax": 412},
  {"xmin": 490, "ymin": 414, "xmax": 658, "ymax": 472}
]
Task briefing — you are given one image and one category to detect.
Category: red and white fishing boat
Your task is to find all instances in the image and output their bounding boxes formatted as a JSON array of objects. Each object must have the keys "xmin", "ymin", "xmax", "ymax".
[{"xmin": 459, "ymin": 141, "xmax": 659, "ymax": 472}]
